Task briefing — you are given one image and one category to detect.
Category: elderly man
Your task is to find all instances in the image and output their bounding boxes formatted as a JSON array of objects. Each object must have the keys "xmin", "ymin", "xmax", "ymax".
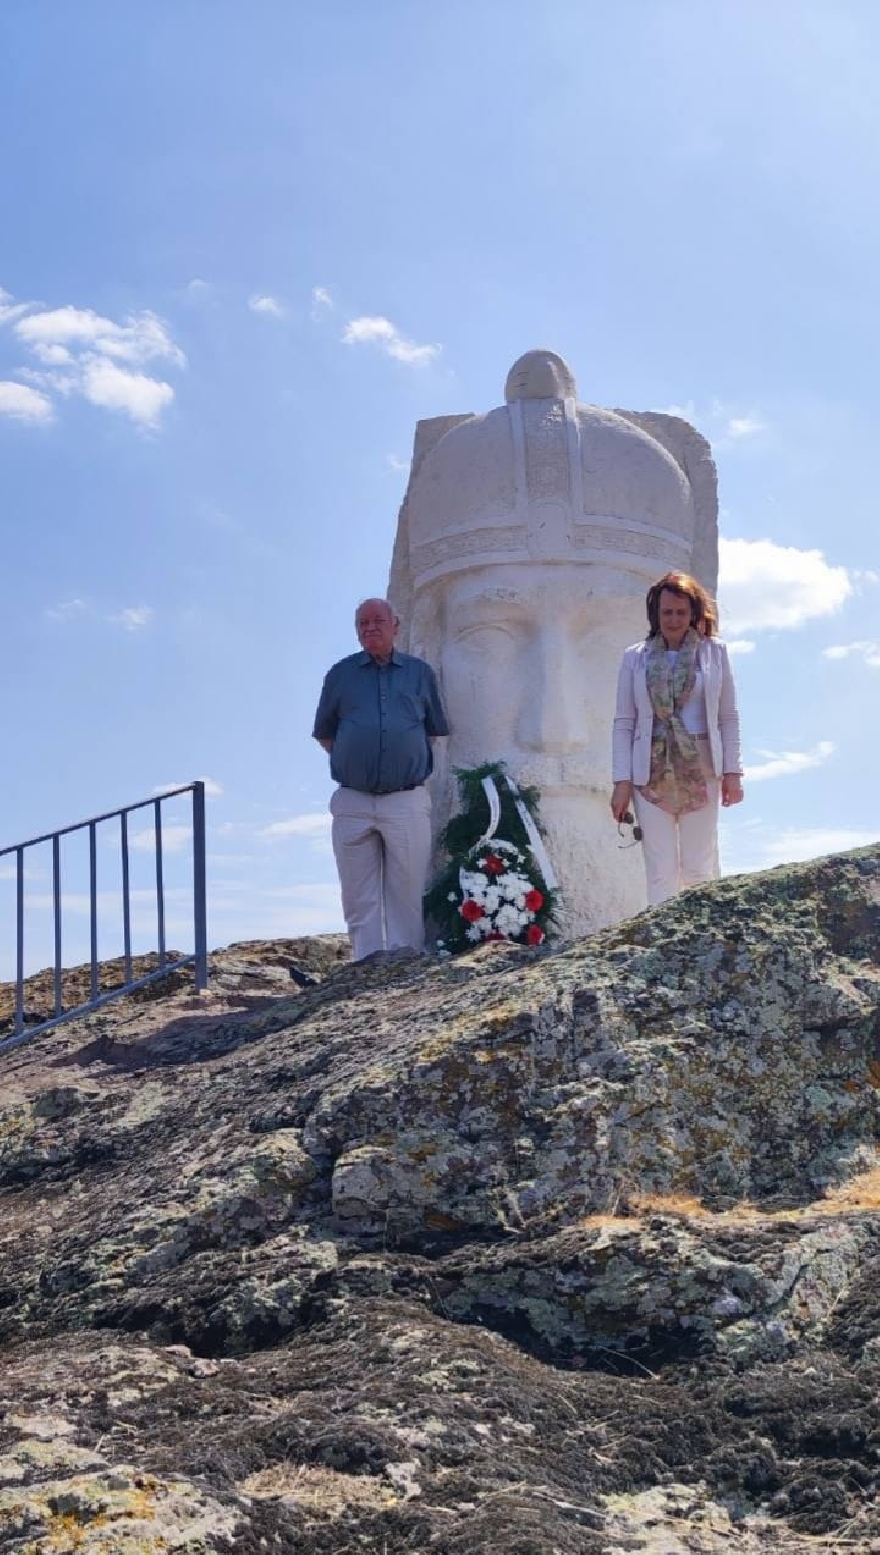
[{"xmin": 313, "ymin": 597, "xmax": 449, "ymax": 960}]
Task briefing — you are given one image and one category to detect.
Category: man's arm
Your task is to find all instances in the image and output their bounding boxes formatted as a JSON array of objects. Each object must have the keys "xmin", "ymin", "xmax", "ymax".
[
  {"xmin": 422, "ymin": 664, "xmax": 450, "ymax": 737},
  {"xmin": 312, "ymin": 669, "xmax": 339, "ymax": 751}
]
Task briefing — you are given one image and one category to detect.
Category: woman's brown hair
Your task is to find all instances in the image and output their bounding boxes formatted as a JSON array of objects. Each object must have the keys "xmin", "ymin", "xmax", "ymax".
[{"xmin": 645, "ymin": 571, "xmax": 718, "ymax": 639}]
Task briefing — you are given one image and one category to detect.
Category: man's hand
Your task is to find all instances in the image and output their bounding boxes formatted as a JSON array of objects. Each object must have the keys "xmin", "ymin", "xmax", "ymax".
[
  {"xmin": 610, "ymin": 780, "xmax": 634, "ymax": 822},
  {"xmin": 721, "ymin": 773, "xmax": 744, "ymax": 807},
  {"xmin": 316, "ymin": 737, "xmax": 333, "ymax": 753}
]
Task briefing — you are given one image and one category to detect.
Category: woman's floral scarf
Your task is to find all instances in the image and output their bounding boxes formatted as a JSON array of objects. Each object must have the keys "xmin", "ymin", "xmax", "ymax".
[{"xmin": 640, "ymin": 628, "xmax": 708, "ymax": 815}]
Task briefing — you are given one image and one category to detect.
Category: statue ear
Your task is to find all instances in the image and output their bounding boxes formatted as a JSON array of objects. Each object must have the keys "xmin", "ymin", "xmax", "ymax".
[{"xmin": 410, "ymin": 585, "xmax": 441, "ymax": 651}]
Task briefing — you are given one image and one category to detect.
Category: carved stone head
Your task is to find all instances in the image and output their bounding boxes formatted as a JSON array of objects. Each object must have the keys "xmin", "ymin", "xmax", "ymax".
[{"xmin": 388, "ymin": 352, "xmax": 718, "ymax": 935}]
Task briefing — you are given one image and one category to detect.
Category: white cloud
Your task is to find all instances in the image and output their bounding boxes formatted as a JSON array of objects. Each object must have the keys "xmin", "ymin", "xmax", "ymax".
[
  {"xmin": 45, "ymin": 597, "xmax": 88, "ymax": 623},
  {"xmin": 31, "ymin": 342, "xmax": 73, "ymax": 366},
  {"xmin": 130, "ymin": 823, "xmax": 192, "ymax": 854},
  {"xmin": 153, "ymin": 778, "xmax": 223, "ymax": 798},
  {"xmin": 45, "ymin": 598, "xmax": 156, "ymax": 630},
  {"xmin": 0, "ymin": 286, "xmax": 34, "ymax": 325},
  {"xmin": 18, "ymin": 365, "xmax": 79, "ymax": 396},
  {"xmin": 15, "ymin": 306, "xmax": 183, "ymax": 367},
  {"xmin": 823, "ymin": 640, "xmax": 880, "ymax": 669},
  {"xmin": 719, "ymin": 537, "xmax": 852, "ymax": 635},
  {"xmin": 25, "ymin": 887, "xmax": 192, "ymax": 919},
  {"xmin": 5, "ymin": 298, "xmax": 184, "ymax": 428},
  {"xmin": 0, "ymin": 862, "xmax": 45, "ymax": 881},
  {"xmin": 248, "ymin": 293, "xmax": 287, "ymax": 318},
  {"xmin": 208, "ymin": 883, "xmax": 345, "ymax": 939},
  {"xmin": 82, "ymin": 358, "xmax": 174, "ymax": 428},
  {"xmin": 386, "ymin": 453, "xmax": 409, "ymax": 472},
  {"xmin": 724, "ymin": 414, "xmax": 765, "ymax": 439},
  {"xmin": 744, "ymin": 739, "xmax": 834, "ymax": 783},
  {"xmin": 655, "ymin": 399, "xmax": 765, "ymax": 441},
  {"xmin": 259, "ymin": 813, "xmax": 332, "ymax": 840},
  {"xmin": 106, "ymin": 605, "xmax": 155, "ymax": 631},
  {"xmin": 342, "ymin": 315, "xmax": 440, "ymax": 366},
  {"xmin": 0, "ymin": 380, "xmax": 53, "ymax": 423},
  {"xmin": 759, "ymin": 826, "xmax": 879, "ymax": 866},
  {"xmin": 311, "ymin": 286, "xmax": 334, "ymax": 317},
  {"xmin": 725, "ymin": 639, "xmax": 756, "ymax": 655}
]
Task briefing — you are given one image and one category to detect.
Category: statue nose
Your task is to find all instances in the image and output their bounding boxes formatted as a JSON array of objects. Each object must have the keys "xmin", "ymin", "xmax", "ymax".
[{"xmin": 517, "ymin": 638, "xmax": 587, "ymax": 754}]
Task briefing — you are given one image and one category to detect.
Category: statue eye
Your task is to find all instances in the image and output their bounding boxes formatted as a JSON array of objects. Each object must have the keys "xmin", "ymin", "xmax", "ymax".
[{"xmin": 455, "ymin": 622, "xmax": 516, "ymax": 647}]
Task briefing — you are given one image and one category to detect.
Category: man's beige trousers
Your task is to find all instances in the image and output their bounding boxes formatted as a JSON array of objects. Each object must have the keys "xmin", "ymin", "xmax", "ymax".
[{"xmin": 330, "ymin": 785, "xmax": 433, "ymax": 960}]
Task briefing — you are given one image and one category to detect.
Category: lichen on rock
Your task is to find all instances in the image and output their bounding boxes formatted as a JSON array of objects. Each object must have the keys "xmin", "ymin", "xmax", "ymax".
[{"xmin": 1, "ymin": 854, "xmax": 880, "ymax": 1550}]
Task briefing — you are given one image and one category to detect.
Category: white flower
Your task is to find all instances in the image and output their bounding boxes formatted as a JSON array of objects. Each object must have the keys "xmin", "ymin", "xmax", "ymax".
[
  {"xmin": 482, "ymin": 887, "xmax": 501, "ymax": 914},
  {"xmin": 495, "ymin": 904, "xmax": 523, "ymax": 936},
  {"xmin": 447, "ymin": 892, "xmax": 458, "ymax": 903},
  {"xmin": 465, "ymin": 924, "xmax": 482, "ymax": 943},
  {"xmin": 460, "ymin": 870, "xmax": 486, "ymax": 898}
]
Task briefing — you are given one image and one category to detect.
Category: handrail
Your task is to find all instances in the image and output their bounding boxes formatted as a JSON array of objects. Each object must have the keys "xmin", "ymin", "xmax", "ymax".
[{"xmin": 0, "ymin": 781, "xmax": 208, "ymax": 1054}]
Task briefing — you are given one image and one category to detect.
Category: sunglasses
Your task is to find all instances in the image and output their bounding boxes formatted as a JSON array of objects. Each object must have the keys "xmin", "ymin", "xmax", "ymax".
[{"xmin": 617, "ymin": 810, "xmax": 643, "ymax": 848}]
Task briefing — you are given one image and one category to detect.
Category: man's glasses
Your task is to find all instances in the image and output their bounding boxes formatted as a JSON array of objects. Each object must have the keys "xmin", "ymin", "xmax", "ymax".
[{"xmin": 617, "ymin": 810, "xmax": 643, "ymax": 848}]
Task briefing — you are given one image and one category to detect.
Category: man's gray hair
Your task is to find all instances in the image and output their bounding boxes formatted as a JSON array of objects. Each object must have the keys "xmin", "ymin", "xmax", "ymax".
[{"xmin": 354, "ymin": 597, "xmax": 397, "ymax": 627}]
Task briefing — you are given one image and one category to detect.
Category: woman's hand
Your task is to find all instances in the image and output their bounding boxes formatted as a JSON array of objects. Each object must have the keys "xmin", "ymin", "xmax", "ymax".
[
  {"xmin": 721, "ymin": 773, "xmax": 744, "ymax": 807},
  {"xmin": 611, "ymin": 780, "xmax": 634, "ymax": 822}
]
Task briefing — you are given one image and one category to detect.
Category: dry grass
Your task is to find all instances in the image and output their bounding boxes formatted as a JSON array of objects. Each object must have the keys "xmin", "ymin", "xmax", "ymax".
[
  {"xmin": 238, "ymin": 1463, "xmax": 396, "ymax": 1516},
  {"xmin": 576, "ymin": 1162, "xmax": 880, "ymax": 1231},
  {"xmin": 820, "ymin": 1162, "xmax": 880, "ymax": 1210}
]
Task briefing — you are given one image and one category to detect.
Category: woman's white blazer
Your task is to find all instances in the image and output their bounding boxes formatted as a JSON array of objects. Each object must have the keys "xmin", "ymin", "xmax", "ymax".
[{"xmin": 612, "ymin": 637, "xmax": 742, "ymax": 786}]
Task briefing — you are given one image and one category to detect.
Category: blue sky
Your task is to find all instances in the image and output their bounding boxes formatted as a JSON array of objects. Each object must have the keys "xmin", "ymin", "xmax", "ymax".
[{"xmin": 2, "ymin": 0, "xmax": 879, "ymax": 976}]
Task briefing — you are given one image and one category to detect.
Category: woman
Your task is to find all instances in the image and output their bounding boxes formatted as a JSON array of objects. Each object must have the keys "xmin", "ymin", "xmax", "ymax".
[{"xmin": 610, "ymin": 571, "xmax": 743, "ymax": 905}]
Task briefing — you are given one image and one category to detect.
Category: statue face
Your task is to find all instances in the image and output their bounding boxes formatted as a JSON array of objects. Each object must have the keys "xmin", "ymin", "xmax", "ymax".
[{"xmin": 432, "ymin": 563, "xmax": 646, "ymax": 797}]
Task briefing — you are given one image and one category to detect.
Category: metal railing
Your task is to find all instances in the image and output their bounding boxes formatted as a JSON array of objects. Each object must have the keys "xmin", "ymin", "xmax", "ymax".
[{"xmin": 0, "ymin": 781, "xmax": 208, "ymax": 1054}]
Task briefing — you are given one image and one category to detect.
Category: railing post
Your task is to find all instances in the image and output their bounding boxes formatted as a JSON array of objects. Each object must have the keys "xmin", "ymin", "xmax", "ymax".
[
  {"xmin": 120, "ymin": 811, "xmax": 132, "ymax": 985},
  {"xmin": 89, "ymin": 822, "xmax": 98, "ymax": 1002},
  {"xmin": 15, "ymin": 847, "xmax": 24, "ymax": 1037},
  {"xmin": 52, "ymin": 834, "xmax": 62, "ymax": 1017},
  {"xmin": 192, "ymin": 780, "xmax": 208, "ymax": 992},
  {"xmin": 154, "ymin": 799, "xmax": 166, "ymax": 971}
]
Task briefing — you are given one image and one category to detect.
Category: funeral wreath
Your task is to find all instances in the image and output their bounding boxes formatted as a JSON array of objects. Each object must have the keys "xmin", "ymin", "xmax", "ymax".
[{"xmin": 424, "ymin": 761, "xmax": 559, "ymax": 953}]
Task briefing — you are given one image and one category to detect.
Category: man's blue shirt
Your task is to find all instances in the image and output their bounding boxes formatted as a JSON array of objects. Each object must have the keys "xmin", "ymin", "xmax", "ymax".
[{"xmin": 312, "ymin": 650, "xmax": 449, "ymax": 794}]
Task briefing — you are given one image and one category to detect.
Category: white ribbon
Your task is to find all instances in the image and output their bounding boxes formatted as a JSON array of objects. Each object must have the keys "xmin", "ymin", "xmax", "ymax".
[
  {"xmin": 479, "ymin": 775, "xmax": 501, "ymax": 844},
  {"xmin": 477, "ymin": 774, "xmax": 558, "ymax": 891}
]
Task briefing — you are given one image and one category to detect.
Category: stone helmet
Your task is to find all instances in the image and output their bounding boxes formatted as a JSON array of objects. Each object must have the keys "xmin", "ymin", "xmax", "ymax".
[{"xmin": 389, "ymin": 349, "xmax": 717, "ymax": 637}]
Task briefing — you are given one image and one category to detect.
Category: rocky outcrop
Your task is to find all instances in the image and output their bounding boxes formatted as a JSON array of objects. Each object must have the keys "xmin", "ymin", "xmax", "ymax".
[{"xmin": 1, "ymin": 856, "xmax": 880, "ymax": 1551}]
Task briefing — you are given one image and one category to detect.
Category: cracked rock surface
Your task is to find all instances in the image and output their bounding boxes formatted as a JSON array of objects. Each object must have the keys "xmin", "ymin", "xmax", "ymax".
[{"xmin": 1, "ymin": 858, "xmax": 880, "ymax": 1551}]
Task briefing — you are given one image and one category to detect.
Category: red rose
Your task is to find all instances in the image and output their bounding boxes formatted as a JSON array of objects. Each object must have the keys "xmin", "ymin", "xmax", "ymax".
[
  {"xmin": 461, "ymin": 899, "xmax": 484, "ymax": 922},
  {"xmin": 524, "ymin": 888, "xmax": 544, "ymax": 912},
  {"xmin": 483, "ymin": 854, "xmax": 505, "ymax": 875},
  {"xmin": 526, "ymin": 924, "xmax": 544, "ymax": 945},
  {"xmin": 487, "ymin": 931, "xmax": 505, "ymax": 941}
]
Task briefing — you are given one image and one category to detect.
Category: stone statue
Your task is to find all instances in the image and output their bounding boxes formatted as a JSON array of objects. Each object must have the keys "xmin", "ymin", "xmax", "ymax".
[{"xmin": 388, "ymin": 349, "xmax": 718, "ymax": 936}]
